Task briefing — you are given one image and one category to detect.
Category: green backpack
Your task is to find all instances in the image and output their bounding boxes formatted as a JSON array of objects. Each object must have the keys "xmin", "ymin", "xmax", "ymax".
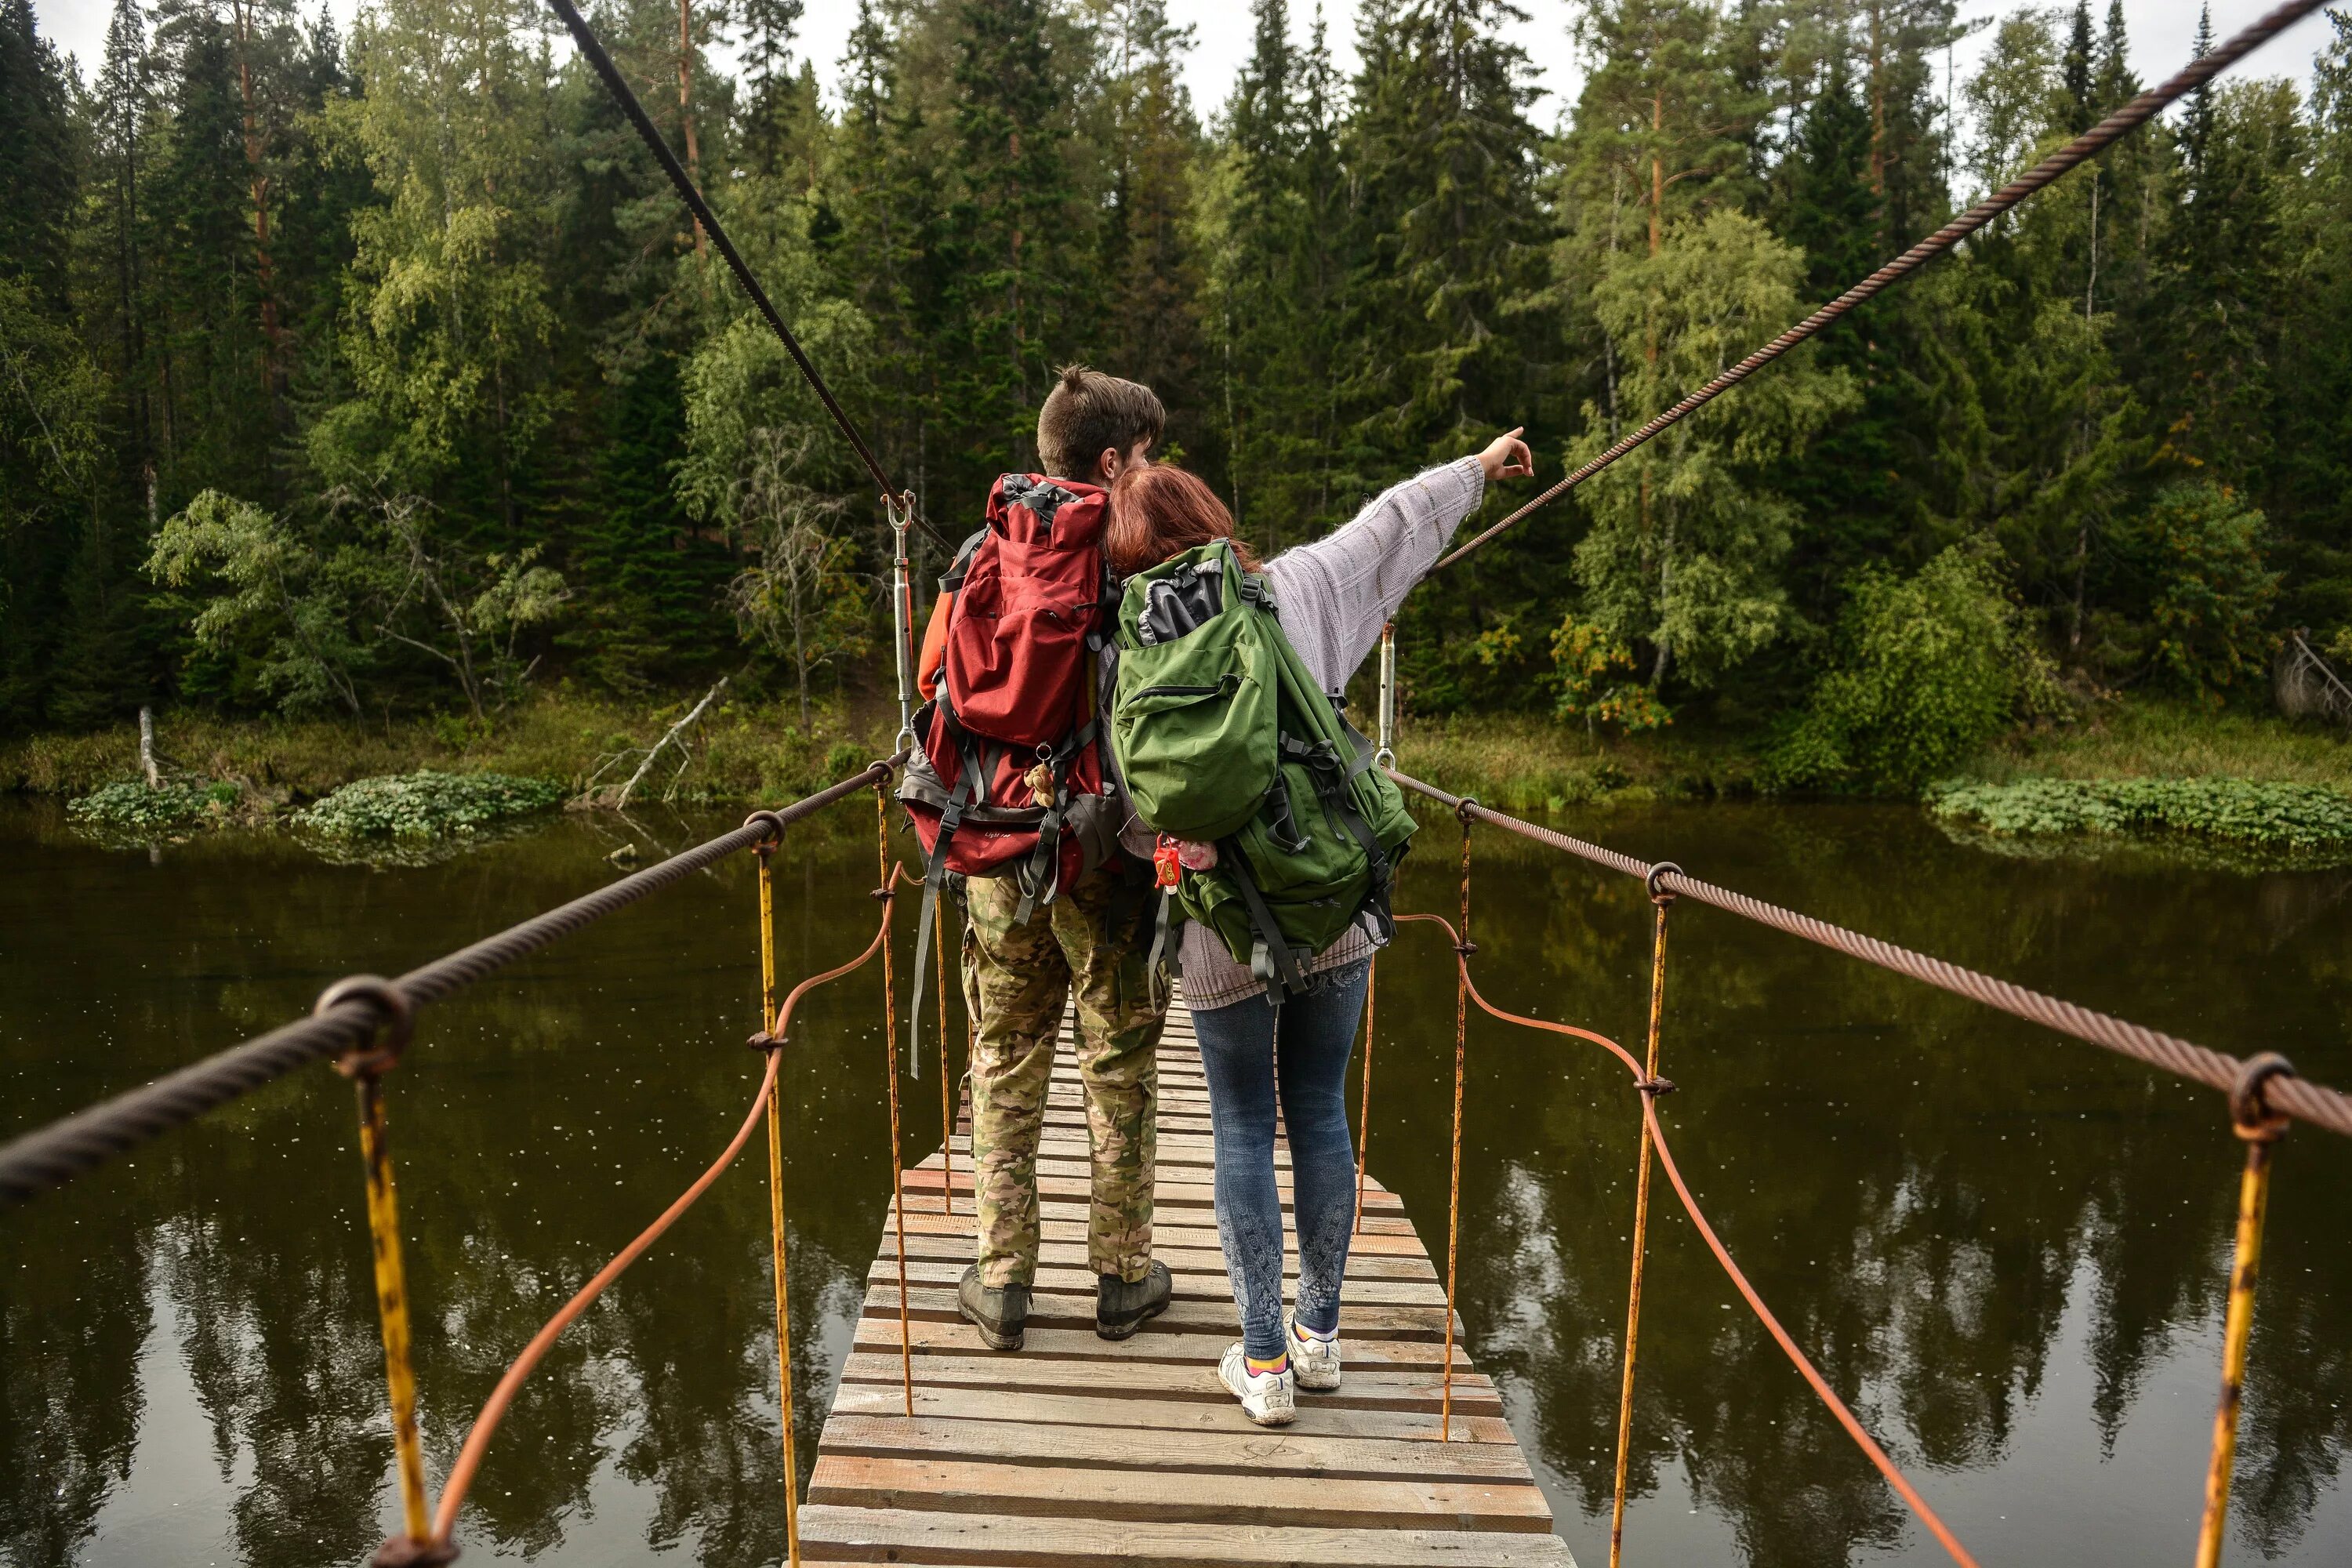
[{"xmin": 1110, "ymin": 540, "xmax": 1417, "ymax": 993}]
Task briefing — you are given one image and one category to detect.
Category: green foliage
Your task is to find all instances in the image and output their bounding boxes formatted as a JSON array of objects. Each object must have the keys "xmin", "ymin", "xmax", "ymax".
[
  {"xmin": 67, "ymin": 779, "xmax": 239, "ymax": 834},
  {"xmin": 1766, "ymin": 546, "xmax": 2058, "ymax": 796},
  {"xmin": 1547, "ymin": 618, "xmax": 1669, "ymax": 733},
  {"xmin": 1928, "ymin": 776, "xmax": 2352, "ymax": 854},
  {"xmin": 1572, "ymin": 211, "xmax": 1857, "ymax": 688},
  {"xmin": 292, "ymin": 770, "xmax": 561, "ymax": 840},
  {"xmin": 2113, "ymin": 481, "xmax": 2279, "ymax": 699},
  {"xmin": 145, "ymin": 492, "xmax": 372, "ymax": 715}
]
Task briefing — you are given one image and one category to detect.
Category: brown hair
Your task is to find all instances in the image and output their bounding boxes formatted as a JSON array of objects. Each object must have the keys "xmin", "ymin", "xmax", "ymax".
[
  {"xmin": 1036, "ymin": 364, "xmax": 1165, "ymax": 481},
  {"xmin": 1106, "ymin": 463, "xmax": 1261, "ymax": 579}
]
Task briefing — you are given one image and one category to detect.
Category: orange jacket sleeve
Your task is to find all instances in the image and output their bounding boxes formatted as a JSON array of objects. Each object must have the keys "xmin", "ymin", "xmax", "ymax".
[{"xmin": 916, "ymin": 590, "xmax": 952, "ymax": 702}]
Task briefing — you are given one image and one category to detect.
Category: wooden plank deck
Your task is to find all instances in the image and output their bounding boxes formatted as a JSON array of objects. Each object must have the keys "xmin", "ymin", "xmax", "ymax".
[{"xmin": 799, "ymin": 994, "xmax": 1577, "ymax": 1566}]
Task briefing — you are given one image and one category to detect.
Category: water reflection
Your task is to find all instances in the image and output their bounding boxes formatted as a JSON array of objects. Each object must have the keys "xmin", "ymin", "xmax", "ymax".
[{"xmin": 2, "ymin": 797, "xmax": 2347, "ymax": 1565}]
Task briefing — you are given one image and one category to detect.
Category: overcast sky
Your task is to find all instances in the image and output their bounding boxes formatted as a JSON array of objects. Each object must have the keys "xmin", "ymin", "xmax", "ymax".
[{"xmin": 34, "ymin": 0, "xmax": 2339, "ymax": 142}]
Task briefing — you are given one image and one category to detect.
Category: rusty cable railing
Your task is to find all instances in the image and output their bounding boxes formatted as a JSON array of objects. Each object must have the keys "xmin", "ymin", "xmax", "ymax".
[
  {"xmin": 1374, "ymin": 771, "xmax": 2337, "ymax": 1565},
  {"xmin": 1434, "ymin": 0, "xmax": 2336, "ymax": 572},
  {"xmin": 1387, "ymin": 770, "xmax": 2352, "ymax": 1138}
]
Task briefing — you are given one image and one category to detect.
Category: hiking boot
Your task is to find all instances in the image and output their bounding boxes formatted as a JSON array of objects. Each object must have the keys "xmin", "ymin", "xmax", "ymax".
[
  {"xmin": 1287, "ymin": 1312, "xmax": 1342, "ymax": 1392},
  {"xmin": 1095, "ymin": 1260, "xmax": 1172, "ymax": 1341},
  {"xmin": 1218, "ymin": 1342, "xmax": 1298, "ymax": 1427},
  {"xmin": 959, "ymin": 1265, "xmax": 1029, "ymax": 1352}
]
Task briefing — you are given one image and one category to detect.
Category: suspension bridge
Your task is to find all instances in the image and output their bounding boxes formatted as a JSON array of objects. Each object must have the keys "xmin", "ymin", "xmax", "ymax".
[{"xmin": 5, "ymin": 2, "xmax": 2350, "ymax": 1564}]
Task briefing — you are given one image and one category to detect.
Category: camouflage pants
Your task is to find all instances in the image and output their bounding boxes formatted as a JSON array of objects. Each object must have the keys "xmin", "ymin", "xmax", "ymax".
[{"xmin": 962, "ymin": 862, "xmax": 1164, "ymax": 1288}]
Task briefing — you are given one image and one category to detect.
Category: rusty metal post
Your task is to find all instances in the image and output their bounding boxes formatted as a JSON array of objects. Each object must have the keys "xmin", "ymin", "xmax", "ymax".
[
  {"xmin": 315, "ymin": 977, "xmax": 441, "ymax": 1566},
  {"xmin": 1440, "ymin": 804, "xmax": 1476, "ymax": 1441},
  {"xmin": 2194, "ymin": 1052, "xmax": 2296, "ymax": 1568},
  {"xmin": 1353, "ymin": 956, "xmax": 1376, "ymax": 1235},
  {"xmin": 1608, "ymin": 862, "xmax": 1681, "ymax": 1568},
  {"xmin": 875, "ymin": 784, "xmax": 915, "ymax": 1415},
  {"xmin": 745, "ymin": 814, "xmax": 803, "ymax": 1568}
]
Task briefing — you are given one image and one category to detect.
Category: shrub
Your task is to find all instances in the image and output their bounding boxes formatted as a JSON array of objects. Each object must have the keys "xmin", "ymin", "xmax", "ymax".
[
  {"xmin": 1765, "ymin": 545, "xmax": 2058, "ymax": 797},
  {"xmin": 67, "ymin": 779, "xmax": 240, "ymax": 835},
  {"xmin": 1928, "ymin": 776, "xmax": 2352, "ymax": 854},
  {"xmin": 292, "ymin": 771, "xmax": 561, "ymax": 840}
]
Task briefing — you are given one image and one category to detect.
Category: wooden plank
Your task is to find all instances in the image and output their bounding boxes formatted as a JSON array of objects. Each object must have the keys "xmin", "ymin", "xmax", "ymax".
[
  {"xmin": 804, "ymin": 1454, "xmax": 1554, "ymax": 1533},
  {"xmin": 816, "ymin": 1414, "xmax": 1529, "ymax": 1483},
  {"xmin": 868, "ymin": 1257, "xmax": 1451, "ymax": 1308},
  {"xmin": 833, "ymin": 1350, "xmax": 1501, "ymax": 1417},
  {"xmin": 852, "ymin": 1318, "xmax": 1472, "ymax": 1372},
  {"xmin": 893, "ymin": 1210, "xmax": 1433, "ymax": 1257},
  {"xmin": 862, "ymin": 1285, "xmax": 1460, "ymax": 1343},
  {"xmin": 793, "ymin": 1505, "xmax": 1575, "ymax": 1566},
  {"xmin": 887, "ymin": 1230, "xmax": 1441, "ymax": 1283},
  {"xmin": 824, "ymin": 1381, "xmax": 1521, "ymax": 1445}
]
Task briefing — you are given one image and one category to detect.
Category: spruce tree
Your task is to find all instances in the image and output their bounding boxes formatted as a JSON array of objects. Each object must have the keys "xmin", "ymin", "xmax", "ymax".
[{"xmin": 938, "ymin": 0, "xmax": 1083, "ymax": 470}]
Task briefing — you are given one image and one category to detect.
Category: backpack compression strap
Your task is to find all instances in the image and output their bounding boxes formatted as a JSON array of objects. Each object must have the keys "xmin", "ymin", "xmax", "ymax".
[
  {"xmin": 1219, "ymin": 837, "xmax": 1311, "ymax": 995},
  {"xmin": 906, "ymin": 691, "xmax": 993, "ymax": 1073}
]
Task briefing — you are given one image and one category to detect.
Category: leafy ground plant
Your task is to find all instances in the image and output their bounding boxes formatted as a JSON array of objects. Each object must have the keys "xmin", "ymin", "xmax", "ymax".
[
  {"xmin": 292, "ymin": 771, "xmax": 562, "ymax": 840},
  {"xmin": 67, "ymin": 779, "xmax": 241, "ymax": 836},
  {"xmin": 1927, "ymin": 776, "xmax": 2352, "ymax": 858}
]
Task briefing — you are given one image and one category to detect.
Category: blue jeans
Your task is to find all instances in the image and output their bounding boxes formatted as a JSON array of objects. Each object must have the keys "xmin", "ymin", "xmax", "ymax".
[{"xmin": 1191, "ymin": 960, "xmax": 1370, "ymax": 1361}]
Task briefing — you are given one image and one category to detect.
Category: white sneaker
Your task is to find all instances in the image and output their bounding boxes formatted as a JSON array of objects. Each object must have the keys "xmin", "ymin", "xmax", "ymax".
[
  {"xmin": 1287, "ymin": 1312, "xmax": 1342, "ymax": 1392},
  {"xmin": 1218, "ymin": 1342, "xmax": 1297, "ymax": 1426}
]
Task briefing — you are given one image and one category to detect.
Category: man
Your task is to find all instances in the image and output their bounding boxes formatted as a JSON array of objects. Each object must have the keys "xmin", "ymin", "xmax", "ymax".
[{"xmin": 938, "ymin": 365, "xmax": 1173, "ymax": 1351}]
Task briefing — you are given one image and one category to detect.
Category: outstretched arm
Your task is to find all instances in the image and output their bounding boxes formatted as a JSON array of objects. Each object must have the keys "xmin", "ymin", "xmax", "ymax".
[{"xmin": 1265, "ymin": 428, "xmax": 1533, "ymax": 691}]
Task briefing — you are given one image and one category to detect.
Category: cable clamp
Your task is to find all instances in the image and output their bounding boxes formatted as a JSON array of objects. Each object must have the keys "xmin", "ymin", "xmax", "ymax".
[
  {"xmin": 1637, "ymin": 1076, "xmax": 1677, "ymax": 1098},
  {"xmin": 1454, "ymin": 940, "xmax": 1479, "ymax": 957},
  {"xmin": 2230, "ymin": 1051, "xmax": 2296, "ymax": 1142},
  {"xmin": 746, "ymin": 1029, "xmax": 785, "ymax": 1054},
  {"xmin": 742, "ymin": 808, "xmax": 788, "ymax": 850},
  {"xmin": 1454, "ymin": 795, "xmax": 1481, "ymax": 824},
  {"xmin": 1646, "ymin": 861, "xmax": 1683, "ymax": 905},
  {"xmin": 316, "ymin": 976, "xmax": 415, "ymax": 1080}
]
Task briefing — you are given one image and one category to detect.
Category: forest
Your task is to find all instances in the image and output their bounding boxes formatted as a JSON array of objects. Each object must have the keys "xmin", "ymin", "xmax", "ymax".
[{"xmin": 2, "ymin": 0, "xmax": 2350, "ymax": 798}]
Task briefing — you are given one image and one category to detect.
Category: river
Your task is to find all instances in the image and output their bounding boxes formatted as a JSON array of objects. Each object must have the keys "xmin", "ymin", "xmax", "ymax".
[{"xmin": 3, "ymin": 795, "xmax": 2348, "ymax": 1567}]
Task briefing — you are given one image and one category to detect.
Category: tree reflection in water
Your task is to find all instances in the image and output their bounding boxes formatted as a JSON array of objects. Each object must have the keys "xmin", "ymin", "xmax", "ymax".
[{"xmin": 2, "ymin": 797, "xmax": 2347, "ymax": 1566}]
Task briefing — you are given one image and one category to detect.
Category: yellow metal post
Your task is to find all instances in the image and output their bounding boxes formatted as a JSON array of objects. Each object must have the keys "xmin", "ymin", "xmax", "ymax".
[
  {"xmin": 355, "ymin": 1073, "xmax": 432, "ymax": 1546},
  {"xmin": 754, "ymin": 840, "xmax": 804, "ymax": 1568},
  {"xmin": 2194, "ymin": 1052, "xmax": 2295, "ymax": 1568},
  {"xmin": 1608, "ymin": 864, "xmax": 1679, "ymax": 1568}
]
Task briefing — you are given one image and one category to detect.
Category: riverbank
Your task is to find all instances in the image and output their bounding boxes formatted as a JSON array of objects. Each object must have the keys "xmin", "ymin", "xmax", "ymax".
[
  {"xmin": 0, "ymin": 691, "xmax": 894, "ymax": 809},
  {"xmin": 5, "ymin": 690, "xmax": 2341, "ymax": 817}
]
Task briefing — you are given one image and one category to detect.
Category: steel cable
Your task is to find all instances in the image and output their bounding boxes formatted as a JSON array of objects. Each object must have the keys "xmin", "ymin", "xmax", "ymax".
[
  {"xmin": 1386, "ymin": 771, "xmax": 2352, "ymax": 1138},
  {"xmin": 1397, "ymin": 912, "xmax": 1982, "ymax": 1568},
  {"xmin": 0, "ymin": 758, "xmax": 904, "ymax": 1206},
  {"xmin": 1434, "ymin": 0, "xmax": 2335, "ymax": 571}
]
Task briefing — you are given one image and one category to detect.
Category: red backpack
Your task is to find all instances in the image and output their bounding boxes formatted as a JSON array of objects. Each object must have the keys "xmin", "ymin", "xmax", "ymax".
[{"xmin": 897, "ymin": 474, "xmax": 1123, "ymax": 1056}]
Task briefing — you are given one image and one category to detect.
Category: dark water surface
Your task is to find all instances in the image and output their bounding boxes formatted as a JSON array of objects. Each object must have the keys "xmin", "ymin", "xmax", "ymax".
[{"xmin": 4, "ymin": 796, "xmax": 2349, "ymax": 1567}]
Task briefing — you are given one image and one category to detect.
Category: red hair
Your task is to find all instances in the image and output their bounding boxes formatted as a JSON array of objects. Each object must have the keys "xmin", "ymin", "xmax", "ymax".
[{"xmin": 1106, "ymin": 463, "xmax": 1260, "ymax": 579}]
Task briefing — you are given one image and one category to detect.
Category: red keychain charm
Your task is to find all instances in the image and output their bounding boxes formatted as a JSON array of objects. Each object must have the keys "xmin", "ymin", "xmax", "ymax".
[{"xmin": 1153, "ymin": 833, "xmax": 1181, "ymax": 890}]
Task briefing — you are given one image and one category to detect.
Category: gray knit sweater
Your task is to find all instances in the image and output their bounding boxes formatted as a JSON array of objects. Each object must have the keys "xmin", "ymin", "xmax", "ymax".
[{"xmin": 1141, "ymin": 456, "xmax": 1487, "ymax": 1011}]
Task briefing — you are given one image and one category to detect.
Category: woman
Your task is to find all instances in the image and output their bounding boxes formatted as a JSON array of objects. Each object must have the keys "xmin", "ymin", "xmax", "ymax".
[{"xmin": 1104, "ymin": 429, "xmax": 1534, "ymax": 1425}]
